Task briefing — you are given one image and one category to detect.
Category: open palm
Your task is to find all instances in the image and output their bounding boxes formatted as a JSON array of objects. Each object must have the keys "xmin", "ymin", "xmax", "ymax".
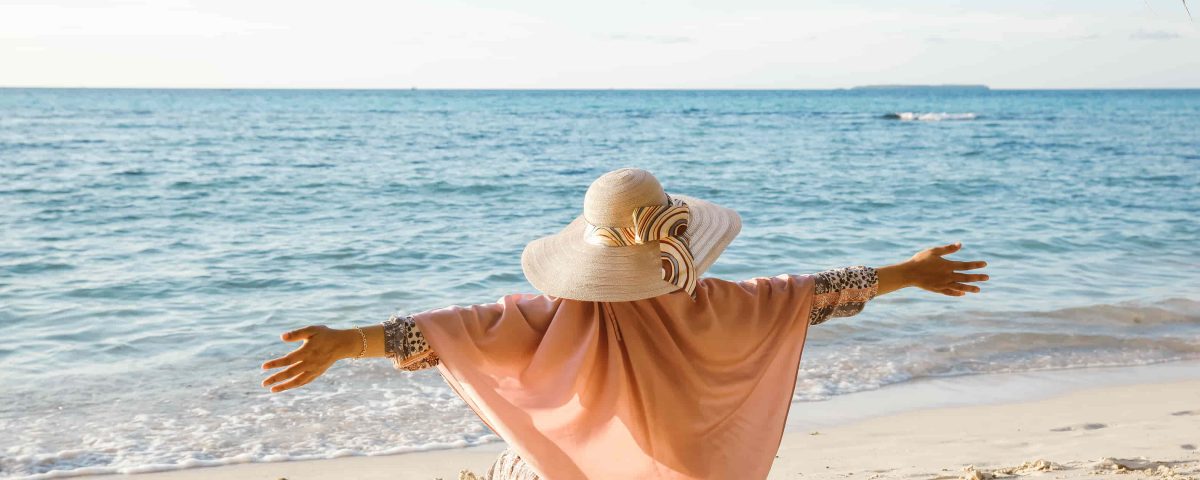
[
  {"xmin": 260, "ymin": 325, "xmax": 348, "ymax": 393},
  {"xmin": 905, "ymin": 242, "xmax": 989, "ymax": 296}
]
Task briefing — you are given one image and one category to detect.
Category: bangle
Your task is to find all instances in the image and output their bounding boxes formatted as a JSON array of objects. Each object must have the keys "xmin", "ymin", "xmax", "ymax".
[{"xmin": 353, "ymin": 325, "xmax": 367, "ymax": 359}]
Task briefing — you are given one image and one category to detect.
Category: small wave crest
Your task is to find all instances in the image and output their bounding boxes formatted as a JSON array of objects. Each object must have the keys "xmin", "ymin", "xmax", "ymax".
[
  {"xmin": 793, "ymin": 297, "xmax": 1200, "ymax": 402},
  {"xmin": 884, "ymin": 112, "xmax": 977, "ymax": 121}
]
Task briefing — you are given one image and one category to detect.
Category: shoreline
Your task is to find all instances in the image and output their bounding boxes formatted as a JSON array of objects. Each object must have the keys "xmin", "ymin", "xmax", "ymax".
[
  {"xmin": 785, "ymin": 359, "xmax": 1200, "ymax": 431},
  {"xmin": 80, "ymin": 360, "xmax": 1200, "ymax": 480}
]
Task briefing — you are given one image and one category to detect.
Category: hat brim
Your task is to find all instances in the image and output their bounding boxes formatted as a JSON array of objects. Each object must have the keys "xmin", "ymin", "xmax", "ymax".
[{"xmin": 521, "ymin": 194, "xmax": 741, "ymax": 302}]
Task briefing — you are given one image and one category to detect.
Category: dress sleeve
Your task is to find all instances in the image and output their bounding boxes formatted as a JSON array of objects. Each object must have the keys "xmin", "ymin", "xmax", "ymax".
[
  {"xmin": 381, "ymin": 313, "xmax": 441, "ymax": 371},
  {"xmin": 808, "ymin": 265, "xmax": 879, "ymax": 325}
]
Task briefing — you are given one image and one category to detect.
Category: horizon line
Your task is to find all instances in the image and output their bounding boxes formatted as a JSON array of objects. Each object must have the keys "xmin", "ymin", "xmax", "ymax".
[{"xmin": 2, "ymin": 86, "xmax": 1200, "ymax": 91}]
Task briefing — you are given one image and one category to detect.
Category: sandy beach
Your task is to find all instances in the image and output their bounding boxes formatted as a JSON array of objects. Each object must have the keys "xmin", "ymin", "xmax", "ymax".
[{"xmin": 98, "ymin": 362, "xmax": 1200, "ymax": 480}]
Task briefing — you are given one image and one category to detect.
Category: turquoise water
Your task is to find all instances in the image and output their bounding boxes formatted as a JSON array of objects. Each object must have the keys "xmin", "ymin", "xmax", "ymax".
[{"xmin": 1, "ymin": 89, "xmax": 1198, "ymax": 478}]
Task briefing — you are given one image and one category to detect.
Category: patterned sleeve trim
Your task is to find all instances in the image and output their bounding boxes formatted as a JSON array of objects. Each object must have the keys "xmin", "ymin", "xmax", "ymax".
[
  {"xmin": 381, "ymin": 313, "xmax": 440, "ymax": 371},
  {"xmin": 809, "ymin": 265, "xmax": 879, "ymax": 326}
]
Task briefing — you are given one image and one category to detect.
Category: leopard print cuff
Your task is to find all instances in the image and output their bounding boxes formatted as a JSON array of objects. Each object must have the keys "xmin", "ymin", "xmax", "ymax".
[
  {"xmin": 809, "ymin": 265, "xmax": 879, "ymax": 325},
  {"xmin": 381, "ymin": 313, "xmax": 439, "ymax": 371}
]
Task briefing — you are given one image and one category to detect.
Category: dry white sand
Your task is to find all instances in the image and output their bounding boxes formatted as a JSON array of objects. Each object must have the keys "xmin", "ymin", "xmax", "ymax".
[
  {"xmin": 769, "ymin": 377, "xmax": 1200, "ymax": 479},
  {"xmin": 101, "ymin": 372, "xmax": 1200, "ymax": 480}
]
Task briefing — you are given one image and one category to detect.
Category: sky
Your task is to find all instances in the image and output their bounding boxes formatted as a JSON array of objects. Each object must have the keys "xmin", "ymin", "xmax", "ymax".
[{"xmin": 1, "ymin": 0, "xmax": 1198, "ymax": 88}]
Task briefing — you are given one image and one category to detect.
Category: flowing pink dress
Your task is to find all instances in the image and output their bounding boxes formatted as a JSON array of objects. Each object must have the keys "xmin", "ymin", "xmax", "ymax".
[{"xmin": 382, "ymin": 267, "xmax": 879, "ymax": 479}]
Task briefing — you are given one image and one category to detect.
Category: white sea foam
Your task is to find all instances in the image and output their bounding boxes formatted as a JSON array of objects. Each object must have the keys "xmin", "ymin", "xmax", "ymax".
[
  {"xmin": 6, "ymin": 439, "xmax": 502, "ymax": 480},
  {"xmin": 0, "ymin": 368, "xmax": 504, "ymax": 479},
  {"xmin": 886, "ymin": 112, "xmax": 977, "ymax": 121}
]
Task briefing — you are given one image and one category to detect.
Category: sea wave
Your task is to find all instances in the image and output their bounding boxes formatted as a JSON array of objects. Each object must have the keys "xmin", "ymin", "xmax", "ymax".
[
  {"xmin": 793, "ymin": 297, "xmax": 1200, "ymax": 401},
  {"xmin": 884, "ymin": 112, "xmax": 977, "ymax": 121},
  {"xmin": 4, "ymin": 438, "xmax": 501, "ymax": 480},
  {"xmin": 0, "ymin": 375, "xmax": 503, "ymax": 479}
]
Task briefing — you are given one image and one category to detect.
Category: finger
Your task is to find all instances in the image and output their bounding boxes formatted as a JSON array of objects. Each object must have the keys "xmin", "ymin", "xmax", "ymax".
[
  {"xmin": 946, "ymin": 282, "xmax": 981, "ymax": 293},
  {"xmin": 271, "ymin": 372, "xmax": 317, "ymax": 393},
  {"xmin": 952, "ymin": 273, "xmax": 990, "ymax": 283},
  {"xmin": 282, "ymin": 326, "xmax": 320, "ymax": 342},
  {"xmin": 938, "ymin": 288, "xmax": 965, "ymax": 296},
  {"xmin": 930, "ymin": 242, "xmax": 963, "ymax": 256},
  {"xmin": 262, "ymin": 349, "xmax": 307, "ymax": 370},
  {"xmin": 262, "ymin": 363, "xmax": 307, "ymax": 387},
  {"xmin": 954, "ymin": 260, "xmax": 988, "ymax": 271}
]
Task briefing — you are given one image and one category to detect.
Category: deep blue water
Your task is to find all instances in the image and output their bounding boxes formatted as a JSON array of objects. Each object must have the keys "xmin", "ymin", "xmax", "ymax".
[{"xmin": 1, "ymin": 89, "xmax": 1198, "ymax": 478}]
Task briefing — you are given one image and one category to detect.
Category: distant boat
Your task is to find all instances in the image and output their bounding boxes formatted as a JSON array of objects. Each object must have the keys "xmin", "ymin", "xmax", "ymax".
[{"xmin": 851, "ymin": 84, "xmax": 990, "ymax": 91}]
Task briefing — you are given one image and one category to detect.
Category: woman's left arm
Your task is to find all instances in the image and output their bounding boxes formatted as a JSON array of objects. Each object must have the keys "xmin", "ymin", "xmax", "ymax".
[
  {"xmin": 810, "ymin": 242, "xmax": 989, "ymax": 325},
  {"xmin": 808, "ymin": 265, "xmax": 879, "ymax": 325}
]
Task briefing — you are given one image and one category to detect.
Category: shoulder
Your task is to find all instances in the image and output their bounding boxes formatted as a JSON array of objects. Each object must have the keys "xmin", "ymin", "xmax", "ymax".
[
  {"xmin": 501, "ymin": 292, "xmax": 570, "ymax": 308},
  {"xmin": 417, "ymin": 293, "xmax": 558, "ymax": 314},
  {"xmin": 696, "ymin": 274, "xmax": 815, "ymax": 303},
  {"xmin": 412, "ymin": 294, "xmax": 575, "ymax": 337},
  {"xmin": 687, "ymin": 275, "xmax": 818, "ymax": 326},
  {"xmin": 501, "ymin": 293, "xmax": 593, "ymax": 321},
  {"xmin": 702, "ymin": 274, "xmax": 814, "ymax": 292}
]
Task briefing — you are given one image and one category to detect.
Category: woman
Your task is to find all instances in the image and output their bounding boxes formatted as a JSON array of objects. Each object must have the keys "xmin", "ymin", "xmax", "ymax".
[{"xmin": 261, "ymin": 168, "xmax": 989, "ymax": 479}]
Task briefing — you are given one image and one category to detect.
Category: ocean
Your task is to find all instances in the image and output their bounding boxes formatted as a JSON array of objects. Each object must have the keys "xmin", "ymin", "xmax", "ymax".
[{"xmin": 1, "ymin": 89, "xmax": 1198, "ymax": 478}]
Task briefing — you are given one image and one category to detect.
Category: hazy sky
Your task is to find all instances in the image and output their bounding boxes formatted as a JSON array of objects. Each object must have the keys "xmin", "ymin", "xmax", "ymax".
[{"xmin": 2, "ymin": 0, "xmax": 1197, "ymax": 88}]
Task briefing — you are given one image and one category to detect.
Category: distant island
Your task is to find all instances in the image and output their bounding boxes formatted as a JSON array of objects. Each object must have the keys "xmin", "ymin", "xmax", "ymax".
[{"xmin": 851, "ymin": 84, "xmax": 990, "ymax": 91}]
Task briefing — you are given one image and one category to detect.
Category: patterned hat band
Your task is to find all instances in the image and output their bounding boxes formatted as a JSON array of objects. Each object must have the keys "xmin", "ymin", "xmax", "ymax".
[{"xmin": 583, "ymin": 194, "xmax": 698, "ymax": 298}]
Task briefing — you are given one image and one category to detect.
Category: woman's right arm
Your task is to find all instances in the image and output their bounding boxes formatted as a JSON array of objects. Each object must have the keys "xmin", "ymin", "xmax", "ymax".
[
  {"xmin": 260, "ymin": 314, "xmax": 439, "ymax": 393},
  {"xmin": 380, "ymin": 314, "xmax": 440, "ymax": 371}
]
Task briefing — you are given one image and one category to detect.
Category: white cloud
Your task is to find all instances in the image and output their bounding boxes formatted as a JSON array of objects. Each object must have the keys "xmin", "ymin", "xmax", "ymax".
[
  {"xmin": 0, "ymin": 2, "xmax": 281, "ymax": 37},
  {"xmin": 0, "ymin": 0, "xmax": 1196, "ymax": 88},
  {"xmin": 1130, "ymin": 29, "xmax": 1182, "ymax": 40}
]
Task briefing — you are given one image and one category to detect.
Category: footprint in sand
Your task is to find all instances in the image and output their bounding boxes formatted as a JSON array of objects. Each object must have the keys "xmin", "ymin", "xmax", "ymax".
[
  {"xmin": 1169, "ymin": 410, "xmax": 1198, "ymax": 416},
  {"xmin": 1050, "ymin": 422, "xmax": 1107, "ymax": 432}
]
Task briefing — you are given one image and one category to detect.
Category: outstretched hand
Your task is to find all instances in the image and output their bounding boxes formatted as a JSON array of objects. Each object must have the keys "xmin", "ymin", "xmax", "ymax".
[
  {"xmin": 260, "ymin": 325, "xmax": 355, "ymax": 393},
  {"xmin": 901, "ymin": 242, "xmax": 989, "ymax": 296}
]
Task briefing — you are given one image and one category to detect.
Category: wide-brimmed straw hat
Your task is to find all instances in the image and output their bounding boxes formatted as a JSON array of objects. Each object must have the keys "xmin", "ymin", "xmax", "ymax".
[{"xmin": 521, "ymin": 168, "xmax": 742, "ymax": 302}]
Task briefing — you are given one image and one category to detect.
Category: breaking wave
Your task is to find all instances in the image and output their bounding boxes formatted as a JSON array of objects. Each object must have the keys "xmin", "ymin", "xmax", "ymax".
[{"xmin": 885, "ymin": 112, "xmax": 978, "ymax": 121}]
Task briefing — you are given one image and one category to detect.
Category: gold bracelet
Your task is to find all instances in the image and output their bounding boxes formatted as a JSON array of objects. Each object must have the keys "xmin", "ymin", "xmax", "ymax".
[{"xmin": 353, "ymin": 325, "xmax": 367, "ymax": 359}]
